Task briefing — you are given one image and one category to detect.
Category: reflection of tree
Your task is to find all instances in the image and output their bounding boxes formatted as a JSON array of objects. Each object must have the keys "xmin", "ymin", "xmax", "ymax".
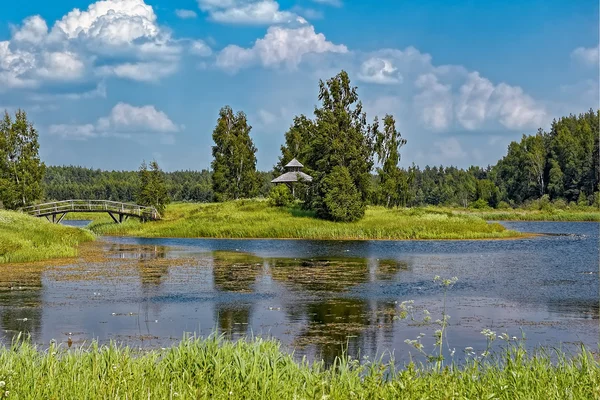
[
  {"xmin": 108, "ymin": 244, "xmax": 168, "ymax": 261},
  {"xmin": 292, "ymin": 298, "xmax": 368, "ymax": 366},
  {"xmin": 212, "ymin": 251, "xmax": 262, "ymax": 293},
  {"xmin": 270, "ymin": 258, "xmax": 369, "ymax": 292},
  {"xmin": 215, "ymin": 303, "xmax": 252, "ymax": 338},
  {"xmin": 0, "ymin": 267, "xmax": 43, "ymax": 340}
]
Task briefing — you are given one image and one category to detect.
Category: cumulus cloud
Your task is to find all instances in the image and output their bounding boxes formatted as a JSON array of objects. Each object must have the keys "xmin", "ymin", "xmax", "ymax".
[
  {"xmin": 356, "ymin": 47, "xmax": 547, "ymax": 131},
  {"xmin": 414, "ymin": 73, "xmax": 454, "ymax": 130},
  {"xmin": 0, "ymin": 0, "xmax": 182, "ymax": 92},
  {"xmin": 357, "ymin": 57, "xmax": 402, "ymax": 84},
  {"xmin": 571, "ymin": 44, "xmax": 599, "ymax": 66},
  {"xmin": 175, "ymin": 9, "xmax": 198, "ymax": 19},
  {"xmin": 216, "ymin": 22, "xmax": 347, "ymax": 71},
  {"xmin": 50, "ymin": 102, "xmax": 180, "ymax": 140},
  {"xmin": 189, "ymin": 40, "xmax": 212, "ymax": 57},
  {"xmin": 197, "ymin": 0, "xmax": 296, "ymax": 24}
]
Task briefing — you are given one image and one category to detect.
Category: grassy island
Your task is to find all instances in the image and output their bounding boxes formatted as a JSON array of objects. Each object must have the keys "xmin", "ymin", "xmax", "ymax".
[
  {"xmin": 0, "ymin": 210, "xmax": 94, "ymax": 264},
  {"xmin": 88, "ymin": 201, "xmax": 524, "ymax": 240},
  {"xmin": 0, "ymin": 337, "xmax": 597, "ymax": 399}
]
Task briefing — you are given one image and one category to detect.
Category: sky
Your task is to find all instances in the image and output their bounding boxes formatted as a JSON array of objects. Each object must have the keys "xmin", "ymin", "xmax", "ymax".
[{"xmin": 0, "ymin": 0, "xmax": 598, "ymax": 171}]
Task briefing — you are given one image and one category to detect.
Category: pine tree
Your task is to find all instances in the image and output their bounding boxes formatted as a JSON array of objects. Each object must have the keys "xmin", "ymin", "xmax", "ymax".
[
  {"xmin": 307, "ymin": 71, "xmax": 375, "ymax": 221},
  {"xmin": 211, "ymin": 106, "xmax": 259, "ymax": 201},
  {"xmin": 0, "ymin": 110, "xmax": 45, "ymax": 209}
]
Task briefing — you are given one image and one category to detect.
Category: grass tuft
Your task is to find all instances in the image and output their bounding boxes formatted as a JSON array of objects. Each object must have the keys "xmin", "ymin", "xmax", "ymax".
[{"xmin": 0, "ymin": 336, "xmax": 597, "ymax": 399}]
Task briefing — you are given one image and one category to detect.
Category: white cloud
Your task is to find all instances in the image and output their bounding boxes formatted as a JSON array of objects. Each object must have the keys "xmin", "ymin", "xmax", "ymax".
[
  {"xmin": 96, "ymin": 62, "xmax": 178, "ymax": 82},
  {"xmin": 0, "ymin": 0, "xmax": 183, "ymax": 92},
  {"xmin": 216, "ymin": 22, "xmax": 347, "ymax": 71},
  {"xmin": 190, "ymin": 40, "xmax": 212, "ymax": 57},
  {"xmin": 571, "ymin": 45, "xmax": 599, "ymax": 66},
  {"xmin": 414, "ymin": 73, "xmax": 453, "ymax": 130},
  {"xmin": 175, "ymin": 9, "xmax": 198, "ymax": 19},
  {"xmin": 12, "ymin": 15, "xmax": 48, "ymax": 44},
  {"xmin": 36, "ymin": 51, "xmax": 86, "ymax": 80},
  {"xmin": 98, "ymin": 102, "xmax": 179, "ymax": 132},
  {"xmin": 197, "ymin": 0, "xmax": 296, "ymax": 25},
  {"xmin": 49, "ymin": 123, "xmax": 97, "ymax": 140},
  {"xmin": 358, "ymin": 47, "xmax": 547, "ymax": 132},
  {"xmin": 50, "ymin": 102, "xmax": 180, "ymax": 140},
  {"xmin": 51, "ymin": 0, "xmax": 159, "ymax": 45},
  {"xmin": 357, "ymin": 57, "xmax": 402, "ymax": 84}
]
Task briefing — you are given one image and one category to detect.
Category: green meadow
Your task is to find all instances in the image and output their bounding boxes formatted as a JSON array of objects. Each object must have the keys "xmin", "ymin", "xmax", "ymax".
[
  {"xmin": 88, "ymin": 201, "xmax": 523, "ymax": 240},
  {"xmin": 0, "ymin": 210, "xmax": 94, "ymax": 264},
  {"xmin": 0, "ymin": 336, "xmax": 596, "ymax": 399}
]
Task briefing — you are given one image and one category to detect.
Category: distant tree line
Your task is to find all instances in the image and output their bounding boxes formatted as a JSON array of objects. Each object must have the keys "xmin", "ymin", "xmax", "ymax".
[
  {"xmin": 43, "ymin": 165, "xmax": 274, "ymax": 204},
  {"xmin": 6, "ymin": 72, "xmax": 598, "ymax": 220}
]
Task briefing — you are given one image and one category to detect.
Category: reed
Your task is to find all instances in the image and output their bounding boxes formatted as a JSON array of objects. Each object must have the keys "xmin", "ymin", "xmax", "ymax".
[
  {"xmin": 89, "ymin": 201, "xmax": 523, "ymax": 240},
  {"xmin": 0, "ymin": 210, "xmax": 94, "ymax": 264},
  {"xmin": 0, "ymin": 336, "xmax": 596, "ymax": 399}
]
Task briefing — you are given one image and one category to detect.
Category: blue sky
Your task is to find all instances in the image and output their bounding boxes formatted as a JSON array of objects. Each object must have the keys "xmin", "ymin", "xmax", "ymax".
[{"xmin": 0, "ymin": 0, "xmax": 598, "ymax": 171}]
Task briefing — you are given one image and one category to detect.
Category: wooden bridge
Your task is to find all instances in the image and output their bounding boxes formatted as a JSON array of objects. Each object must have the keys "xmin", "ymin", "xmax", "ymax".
[{"xmin": 22, "ymin": 200, "xmax": 161, "ymax": 224}]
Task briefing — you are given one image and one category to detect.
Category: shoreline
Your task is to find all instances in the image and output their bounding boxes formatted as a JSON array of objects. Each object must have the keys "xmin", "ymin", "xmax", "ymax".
[{"xmin": 98, "ymin": 231, "xmax": 541, "ymax": 242}]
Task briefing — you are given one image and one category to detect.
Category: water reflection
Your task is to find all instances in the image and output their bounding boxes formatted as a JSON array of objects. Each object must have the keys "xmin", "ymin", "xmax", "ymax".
[
  {"xmin": 0, "ymin": 221, "xmax": 596, "ymax": 365},
  {"xmin": 0, "ymin": 265, "xmax": 43, "ymax": 339}
]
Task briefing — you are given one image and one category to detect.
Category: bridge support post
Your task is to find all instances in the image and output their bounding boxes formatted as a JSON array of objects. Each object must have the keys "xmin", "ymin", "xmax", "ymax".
[{"xmin": 107, "ymin": 212, "xmax": 120, "ymax": 224}]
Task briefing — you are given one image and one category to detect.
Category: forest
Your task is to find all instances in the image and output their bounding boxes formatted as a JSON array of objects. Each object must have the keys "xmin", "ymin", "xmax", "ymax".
[{"xmin": 43, "ymin": 109, "xmax": 599, "ymax": 210}]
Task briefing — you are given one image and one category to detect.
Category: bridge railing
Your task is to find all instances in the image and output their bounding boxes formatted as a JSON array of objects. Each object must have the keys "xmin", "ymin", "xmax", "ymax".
[{"xmin": 22, "ymin": 200, "xmax": 160, "ymax": 220}]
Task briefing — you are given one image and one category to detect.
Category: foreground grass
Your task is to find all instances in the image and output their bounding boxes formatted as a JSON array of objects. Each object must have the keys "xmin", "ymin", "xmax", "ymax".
[
  {"xmin": 0, "ymin": 337, "xmax": 597, "ymax": 399},
  {"xmin": 89, "ymin": 201, "xmax": 522, "ymax": 240},
  {"xmin": 0, "ymin": 210, "xmax": 94, "ymax": 264}
]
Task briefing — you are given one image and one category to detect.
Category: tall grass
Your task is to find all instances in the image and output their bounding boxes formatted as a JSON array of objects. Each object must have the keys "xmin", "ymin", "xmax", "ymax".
[
  {"xmin": 0, "ymin": 336, "xmax": 597, "ymax": 399},
  {"xmin": 0, "ymin": 210, "xmax": 94, "ymax": 264},
  {"xmin": 89, "ymin": 201, "xmax": 523, "ymax": 240}
]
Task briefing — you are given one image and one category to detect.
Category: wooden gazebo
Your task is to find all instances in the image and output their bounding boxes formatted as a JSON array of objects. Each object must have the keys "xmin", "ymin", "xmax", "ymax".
[{"xmin": 271, "ymin": 158, "xmax": 312, "ymax": 196}]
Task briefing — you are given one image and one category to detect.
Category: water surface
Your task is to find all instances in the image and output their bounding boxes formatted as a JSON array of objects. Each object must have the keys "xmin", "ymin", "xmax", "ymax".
[{"xmin": 1, "ymin": 221, "xmax": 597, "ymax": 365}]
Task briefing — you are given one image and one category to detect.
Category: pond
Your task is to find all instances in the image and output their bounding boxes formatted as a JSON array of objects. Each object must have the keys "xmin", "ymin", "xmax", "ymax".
[{"xmin": 1, "ymin": 221, "xmax": 597, "ymax": 365}]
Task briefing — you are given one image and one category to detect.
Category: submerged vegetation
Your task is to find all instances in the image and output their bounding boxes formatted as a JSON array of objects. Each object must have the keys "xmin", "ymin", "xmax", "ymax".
[
  {"xmin": 0, "ymin": 210, "xmax": 94, "ymax": 264},
  {"xmin": 0, "ymin": 336, "xmax": 596, "ymax": 399},
  {"xmin": 89, "ymin": 201, "xmax": 522, "ymax": 240}
]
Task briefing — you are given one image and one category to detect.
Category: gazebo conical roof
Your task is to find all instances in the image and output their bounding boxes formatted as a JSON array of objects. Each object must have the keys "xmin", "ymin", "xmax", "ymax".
[
  {"xmin": 271, "ymin": 158, "xmax": 312, "ymax": 184},
  {"xmin": 285, "ymin": 158, "xmax": 304, "ymax": 168}
]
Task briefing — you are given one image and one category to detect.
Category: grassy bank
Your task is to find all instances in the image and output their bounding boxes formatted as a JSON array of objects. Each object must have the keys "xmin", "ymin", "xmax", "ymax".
[
  {"xmin": 0, "ymin": 337, "xmax": 597, "ymax": 399},
  {"xmin": 0, "ymin": 210, "xmax": 94, "ymax": 264},
  {"xmin": 89, "ymin": 201, "xmax": 522, "ymax": 240},
  {"xmin": 455, "ymin": 209, "xmax": 600, "ymax": 221}
]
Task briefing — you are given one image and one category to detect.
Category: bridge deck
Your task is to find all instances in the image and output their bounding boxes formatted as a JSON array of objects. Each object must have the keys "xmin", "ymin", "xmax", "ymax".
[{"xmin": 22, "ymin": 200, "xmax": 160, "ymax": 223}]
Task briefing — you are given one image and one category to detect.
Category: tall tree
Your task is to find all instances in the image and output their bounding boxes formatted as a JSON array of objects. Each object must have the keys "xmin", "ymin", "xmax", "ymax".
[
  {"xmin": 211, "ymin": 106, "xmax": 259, "ymax": 201},
  {"xmin": 0, "ymin": 110, "xmax": 45, "ymax": 209},
  {"xmin": 137, "ymin": 160, "xmax": 170, "ymax": 214},
  {"xmin": 301, "ymin": 71, "xmax": 375, "ymax": 221},
  {"xmin": 374, "ymin": 115, "xmax": 407, "ymax": 208}
]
